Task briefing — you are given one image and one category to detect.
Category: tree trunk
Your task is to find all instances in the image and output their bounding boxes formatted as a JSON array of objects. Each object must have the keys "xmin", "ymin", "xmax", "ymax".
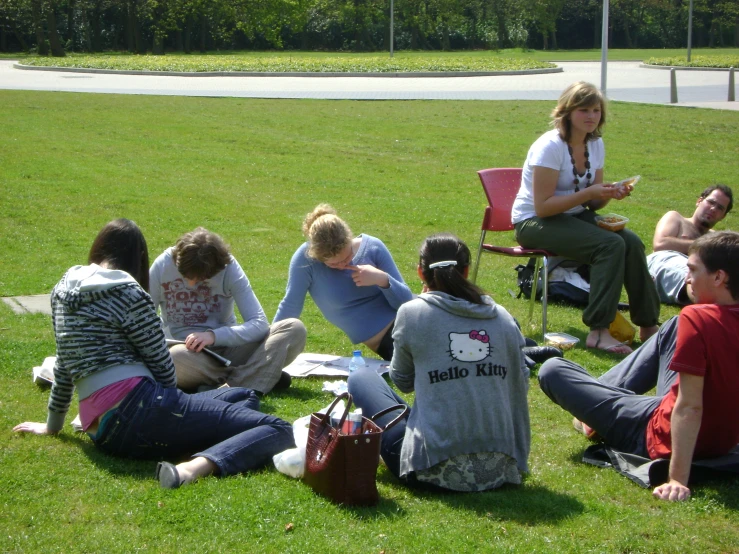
[
  {"xmin": 90, "ymin": 9, "xmax": 101, "ymax": 51},
  {"xmin": 708, "ymin": 19, "xmax": 717, "ymax": 47},
  {"xmin": 622, "ymin": 18, "xmax": 633, "ymax": 48},
  {"xmin": 441, "ymin": 24, "xmax": 450, "ymax": 51},
  {"xmin": 184, "ymin": 16, "xmax": 192, "ymax": 53},
  {"xmin": 735, "ymin": 15, "xmax": 738, "ymax": 47},
  {"xmin": 10, "ymin": 20, "xmax": 30, "ymax": 52},
  {"xmin": 47, "ymin": 5, "xmax": 66, "ymax": 56},
  {"xmin": 1, "ymin": 22, "xmax": 6, "ymax": 52},
  {"xmin": 152, "ymin": 33, "xmax": 164, "ymax": 54},
  {"xmin": 411, "ymin": 25, "xmax": 418, "ymax": 49},
  {"xmin": 81, "ymin": 8, "xmax": 92, "ymax": 51},
  {"xmin": 176, "ymin": 30, "xmax": 183, "ymax": 51},
  {"xmin": 551, "ymin": 29, "xmax": 557, "ymax": 50},
  {"xmin": 200, "ymin": 16, "xmax": 207, "ymax": 53},
  {"xmin": 66, "ymin": 0, "xmax": 75, "ymax": 51},
  {"xmin": 31, "ymin": 0, "xmax": 49, "ymax": 55},
  {"xmin": 126, "ymin": 0, "xmax": 135, "ymax": 51},
  {"xmin": 542, "ymin": 30, "xmax": 548, "ymax": 50}
]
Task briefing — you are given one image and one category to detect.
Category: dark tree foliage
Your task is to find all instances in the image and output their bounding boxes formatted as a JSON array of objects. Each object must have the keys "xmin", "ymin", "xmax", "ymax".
[{"xmin": 0, "ymin": 0, "xmax": 736, "ymax": 53}]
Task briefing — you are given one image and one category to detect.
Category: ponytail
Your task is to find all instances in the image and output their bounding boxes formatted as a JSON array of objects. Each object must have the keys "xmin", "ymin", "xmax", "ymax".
[{"xmin": 419, "ymin": 233, "xmax": 486, "ymax": 305}]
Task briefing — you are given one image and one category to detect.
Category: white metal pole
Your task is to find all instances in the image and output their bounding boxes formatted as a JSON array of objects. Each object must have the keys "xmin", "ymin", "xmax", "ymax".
[
  {"xmin": 601, "ymin": 0, "xmax": 609, "ymax": 93},
  {"xmin": 687, "ymin": 0, "xmax": 693, "ymax": 62},
  {"xmin": 390, "ymin": 0, "xmax": 394, "ymax": 58}
]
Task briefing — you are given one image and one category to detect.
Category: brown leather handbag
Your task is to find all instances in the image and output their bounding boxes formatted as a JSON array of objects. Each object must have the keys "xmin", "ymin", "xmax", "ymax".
[{"xmin": 304, "ymin": 392, "xmax": 408, "ymax": 506}]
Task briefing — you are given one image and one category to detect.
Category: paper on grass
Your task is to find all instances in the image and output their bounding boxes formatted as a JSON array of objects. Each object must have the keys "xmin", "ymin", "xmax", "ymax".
[{"xmin": 283, "ymin": 353, "xmax": 390, "ymax": 378}]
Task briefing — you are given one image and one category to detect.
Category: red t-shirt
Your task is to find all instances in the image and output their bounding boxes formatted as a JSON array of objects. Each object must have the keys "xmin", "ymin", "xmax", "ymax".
[{"xmin": 647, "ymin": 304, "xmax": 739, "ymax": 460}]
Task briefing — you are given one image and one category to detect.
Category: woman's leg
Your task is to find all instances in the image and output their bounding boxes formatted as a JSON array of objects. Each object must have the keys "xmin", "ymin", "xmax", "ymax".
[
  {"xmin": 616, "ymin": 228, "xmax": 661, "ymax": 339},
  {"xmin": 96, "ymin": 381, "xmax": 294, "ymax": 477},
  {"xmin": 347, "ymin": 369, "xmax": 409, "ymax": 480},
  {"xmin": 515, "ymin": 213, "xmax": 631, "ymax": 353}
]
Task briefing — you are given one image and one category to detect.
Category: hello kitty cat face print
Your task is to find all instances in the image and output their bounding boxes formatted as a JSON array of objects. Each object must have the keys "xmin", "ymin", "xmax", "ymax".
[{"xmin": 448, "ymin": 330, "xmax": 491, "ymax": 363}]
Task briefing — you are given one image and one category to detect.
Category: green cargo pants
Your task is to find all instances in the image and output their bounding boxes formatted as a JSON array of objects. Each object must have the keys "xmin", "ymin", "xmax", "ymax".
[{"xmin": 514, "ymin": 209, "xmax": 660, "ymax": 329}]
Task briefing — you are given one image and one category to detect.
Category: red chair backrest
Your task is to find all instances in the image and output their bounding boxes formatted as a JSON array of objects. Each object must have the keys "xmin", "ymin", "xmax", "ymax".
[{"xmin": 477, "ymin": 168, "xmax": 523, "ymax": 232}]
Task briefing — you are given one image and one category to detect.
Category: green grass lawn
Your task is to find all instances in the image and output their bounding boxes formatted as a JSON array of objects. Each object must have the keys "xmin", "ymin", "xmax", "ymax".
[{"xmin": 1, "ymin": 90, "xmax": 738, "ymax": 553}]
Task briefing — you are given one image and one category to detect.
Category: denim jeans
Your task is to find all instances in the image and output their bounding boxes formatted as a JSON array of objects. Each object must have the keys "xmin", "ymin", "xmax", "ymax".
[
  {"xmin": 94, "ymin": 379, "xmax": 295, "ymax": 476},
  {"xmin": 347, "ymin": 369, "xmax": 410, "ymax": 481},
  {"xmin": 538, "ymin": 316, "xmax": 679, "ymax": 457}
]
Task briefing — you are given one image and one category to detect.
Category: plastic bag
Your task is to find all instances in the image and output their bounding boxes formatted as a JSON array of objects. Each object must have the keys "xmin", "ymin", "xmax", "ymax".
[
  {"xmin": 273, "ymin": 401, "xmax": 346, "ymax": 479},
  {"xmin": 609, "ymin": 311, "xmax": 636, "ymax": 345}
]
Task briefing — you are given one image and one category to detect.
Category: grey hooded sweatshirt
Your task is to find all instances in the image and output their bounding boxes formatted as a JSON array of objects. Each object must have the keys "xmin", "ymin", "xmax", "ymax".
[
  {"xmin": 390, "ymin": 292, "xmax": 531, "ymax": 478},
  {"xmin": 47, "ymin": 264, "xmax": 176, "ymax": 432}
]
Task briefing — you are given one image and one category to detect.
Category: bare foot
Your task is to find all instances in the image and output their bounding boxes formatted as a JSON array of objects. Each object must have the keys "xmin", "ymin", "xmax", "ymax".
[
  {"xmin": 640, "ymin": 325, "xmax": 659, "ymax": 343},
  {"xmin": 586, "ymin": 328, "xmax": 633, "ymax": 355}
]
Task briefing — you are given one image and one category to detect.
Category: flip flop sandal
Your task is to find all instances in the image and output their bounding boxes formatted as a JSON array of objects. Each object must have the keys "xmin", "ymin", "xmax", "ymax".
[{"xmin": 573, "ymin": 418, "xmax": 599, "ymax": 441}]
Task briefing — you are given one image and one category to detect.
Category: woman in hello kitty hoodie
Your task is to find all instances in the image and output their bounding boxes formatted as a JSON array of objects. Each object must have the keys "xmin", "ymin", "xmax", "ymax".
[{"xmin": 348, "ymin": 233, "xmax": 531, "ymax": 491}]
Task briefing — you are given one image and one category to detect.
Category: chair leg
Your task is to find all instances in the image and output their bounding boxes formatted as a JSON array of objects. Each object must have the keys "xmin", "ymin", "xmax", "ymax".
[
  {"xmin": 471, "ymin": 230, "xmax": 486, "ymax": 284},
  {"xmin": 541, "ymin": 256, "xmax": 549, "ymax": 335},
  {"xmin": 528, "ymin": 257, "xmax": 542, "ymax": 325}
]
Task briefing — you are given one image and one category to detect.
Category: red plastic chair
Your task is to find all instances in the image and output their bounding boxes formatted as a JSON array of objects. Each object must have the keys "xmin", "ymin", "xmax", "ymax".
[{"xmin": 471, "ymin": 168, "xmax": 554, "ymax": 335}]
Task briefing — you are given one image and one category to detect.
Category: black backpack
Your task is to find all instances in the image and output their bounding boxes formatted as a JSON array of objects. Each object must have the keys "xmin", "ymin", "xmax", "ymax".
[{"xmin": 514, "ymin": 258, "xmax": 590, "ymax": 307}]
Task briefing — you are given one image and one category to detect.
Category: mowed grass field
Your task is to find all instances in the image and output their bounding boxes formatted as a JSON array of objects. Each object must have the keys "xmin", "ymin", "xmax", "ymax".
[{"xmin": 1, "ymin": 90, "xmax": 738, "ymax": 553}]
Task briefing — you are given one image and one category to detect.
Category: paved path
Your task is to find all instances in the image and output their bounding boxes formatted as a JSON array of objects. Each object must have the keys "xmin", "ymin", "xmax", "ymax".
[
  {"xmin": 1, "ymin": 60, "xmax": 736, "ymax": 109},
  {"xmin": 2, "ymin": 295, "xmax": 52, "ymax": 315}
]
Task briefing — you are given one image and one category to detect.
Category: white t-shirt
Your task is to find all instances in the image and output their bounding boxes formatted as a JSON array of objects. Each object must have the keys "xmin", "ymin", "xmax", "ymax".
[{"xmin": 511, "ymin": 129, "xmax": 605, "ymax": 224}]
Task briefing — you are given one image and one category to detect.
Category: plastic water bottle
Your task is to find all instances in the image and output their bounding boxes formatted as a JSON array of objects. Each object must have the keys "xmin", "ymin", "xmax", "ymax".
[{"xmin": 348, "ymin": 350, "xmax": 366, "ymax": 373}]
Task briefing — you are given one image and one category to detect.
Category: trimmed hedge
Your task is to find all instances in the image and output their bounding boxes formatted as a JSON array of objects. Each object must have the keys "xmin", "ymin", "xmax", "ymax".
[
  {"xmin": 644, "ymin": 55, "xmax": 739, "ymax": 68},
  {"xmin": 21, "ymin": 53, "xmax": 555, "ymax": 73}
]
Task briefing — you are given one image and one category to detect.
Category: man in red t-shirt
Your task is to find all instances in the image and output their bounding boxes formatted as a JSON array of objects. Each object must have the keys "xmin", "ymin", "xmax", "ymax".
[{"xmin": 539, "ymin": 231, "xmax": 739, "ymax": 502}]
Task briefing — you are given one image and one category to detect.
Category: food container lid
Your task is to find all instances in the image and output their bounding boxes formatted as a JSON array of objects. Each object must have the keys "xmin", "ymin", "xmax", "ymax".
[
  {"xmin": 595, "ymin": 213, "xmax": 630, "ymax": 223},
  {"xmin": 544, "ymin": 332, "xmax": 580, "ymax": 345},
  {"xmin": 614, "ymin": 175, "xmax": 641, "ymax": 188}
]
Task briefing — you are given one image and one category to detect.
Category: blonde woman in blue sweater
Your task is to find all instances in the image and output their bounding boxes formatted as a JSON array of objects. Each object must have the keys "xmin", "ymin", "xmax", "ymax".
[{"xmin": 274, "ymin": 204, "xmax": 413, "ymax": 360}]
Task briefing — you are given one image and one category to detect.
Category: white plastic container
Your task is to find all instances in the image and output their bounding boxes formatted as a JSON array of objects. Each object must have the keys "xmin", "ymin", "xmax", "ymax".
[{"xmin": 544, "ymin": 332, "xmax": 580, "ymax": 351}]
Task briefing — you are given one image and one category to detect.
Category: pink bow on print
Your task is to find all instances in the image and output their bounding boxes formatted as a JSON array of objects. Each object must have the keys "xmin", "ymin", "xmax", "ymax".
[{"xmin": 469, "ymin": 330, "xmax": 489, "ymax": 343}]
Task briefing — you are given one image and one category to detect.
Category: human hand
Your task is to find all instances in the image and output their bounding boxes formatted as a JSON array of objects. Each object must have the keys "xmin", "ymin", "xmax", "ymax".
[
  {"xmin": 612, "ymin": 183, "xmax": 633, "ymax": 200},
  {"xmin": 13, "ymin": 422, "xmax": 55, "ymax": 435},
  {"xmin": 185, "ymin": 331, "xmax": 216, "ymax": 352},
  {"xmin": 652, "ymin": 479, "xmax": 691, "ymax": 501},
  {"xmin": 588, "ymin": 183, "xmax": 621, "ymax": 201},
  {"xmin": 347, "ymin": 265, "xmax": 390, "ymax": 288}
]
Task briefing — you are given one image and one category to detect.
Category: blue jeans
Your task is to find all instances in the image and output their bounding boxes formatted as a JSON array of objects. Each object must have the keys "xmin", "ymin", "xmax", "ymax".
[
  {"xmin": 347, "ymin": 369, "xmax": 410, "ymax": 481},
  {"xmin": 538, "ymin": 316, "xmax": 679, "ymax": 457},
  {"xmin": 94, "ymin": 379, "xmax": 295, "ymax": 476}
]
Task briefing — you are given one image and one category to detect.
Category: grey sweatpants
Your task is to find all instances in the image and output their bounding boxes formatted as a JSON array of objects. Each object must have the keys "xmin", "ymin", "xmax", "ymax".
[{"xmin": 538, "ymin": 317, "xmax": 679, "ymax": 457}]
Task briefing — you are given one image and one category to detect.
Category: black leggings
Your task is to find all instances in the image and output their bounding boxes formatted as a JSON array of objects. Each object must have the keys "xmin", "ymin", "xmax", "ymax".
[{"xmin": 376, "ymin": 322, "xmax": 395, "ymax": 361}]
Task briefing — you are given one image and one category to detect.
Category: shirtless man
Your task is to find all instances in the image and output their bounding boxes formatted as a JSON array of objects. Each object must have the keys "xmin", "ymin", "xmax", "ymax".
[{"xmin": 647, "ymin": 184, "xmax": 732, "ymax": 304}]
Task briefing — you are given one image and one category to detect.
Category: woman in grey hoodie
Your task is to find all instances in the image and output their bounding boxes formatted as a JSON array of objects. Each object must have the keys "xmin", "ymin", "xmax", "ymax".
[
  {"xmin": 13, "ymin": 219, "xmax": 294, "ymax": 489},
  {"xmin": 348, "ymin": 234, "xmax": 531, "ymax": 491}
]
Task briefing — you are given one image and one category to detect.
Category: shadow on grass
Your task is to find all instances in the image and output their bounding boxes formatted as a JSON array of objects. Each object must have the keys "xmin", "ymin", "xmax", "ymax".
[{"xmin": 376, "ymin": 471, "xmax": 584, "ymax": 524}]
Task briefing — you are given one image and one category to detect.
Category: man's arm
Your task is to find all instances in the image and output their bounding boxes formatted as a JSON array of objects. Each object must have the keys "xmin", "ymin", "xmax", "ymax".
[
  {"xmin": 653, "ymin": 211, "xmax": 693, "ymax": 254},
  {"xmin": 652, "ymin": 373, "xmax": 704, "ymax": 501}
]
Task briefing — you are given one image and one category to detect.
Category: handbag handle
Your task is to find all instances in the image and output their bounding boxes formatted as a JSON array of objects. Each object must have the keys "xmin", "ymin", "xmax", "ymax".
[
  {"xmin": 318, "ymin": 392, "xmax": 353, "ymax": 429},
  {"xmin": 370, "ymin": 404, "xmax": 409, "ymax": 432}
]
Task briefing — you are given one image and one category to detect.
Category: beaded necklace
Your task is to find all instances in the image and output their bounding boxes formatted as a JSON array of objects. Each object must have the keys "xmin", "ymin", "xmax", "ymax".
[{"xmin": 567, "ymin": 142, "xmax": 592, "ymax": 192}]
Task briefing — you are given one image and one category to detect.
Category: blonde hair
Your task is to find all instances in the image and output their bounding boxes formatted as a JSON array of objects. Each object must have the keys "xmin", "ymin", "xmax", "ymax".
[
  {"xmin": 551, "ymin": 81, "xmax": 607, "ymax": 143},
  {"xmin": 302, "ymin": 204, "xmax": 353, "ymax": 261}
]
